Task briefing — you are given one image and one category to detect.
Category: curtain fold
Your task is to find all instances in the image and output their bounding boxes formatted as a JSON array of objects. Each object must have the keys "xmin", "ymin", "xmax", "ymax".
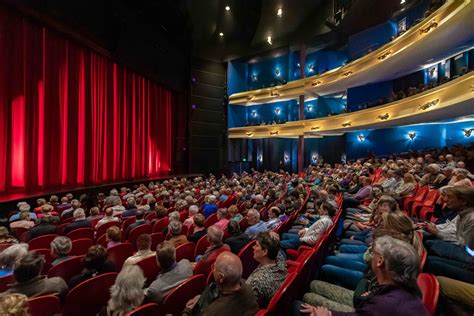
[{"xmin": 0, "ymin": 7, "xmax": 174, "ymax": 196}]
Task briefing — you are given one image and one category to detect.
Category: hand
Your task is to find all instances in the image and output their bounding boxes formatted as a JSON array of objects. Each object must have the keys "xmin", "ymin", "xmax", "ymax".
[
  {"xmin": 300, "ymin": 304, "xmax": 332, "ymax": 316},
  {"xmin": 298, "ymin": 229, "xmax": 305, "ymax": 237},
  {"xmin": 426, "ymin": 222, "xmax": 438, "ymax": 234},
  {"xmin": 185, "ymin": 295, "xmax": 200, "ymax": 310}
]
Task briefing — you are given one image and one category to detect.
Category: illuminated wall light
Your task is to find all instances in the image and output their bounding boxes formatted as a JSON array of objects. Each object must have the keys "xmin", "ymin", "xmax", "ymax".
[
  {"xmin": 267, "ymin": 36, "xmax": 273, "ymax": 45},
  {"xmin": 358, "ymin": 135, "xmax": 366, "ymax": 142},
  {"xmin": 246, "ymin": 132, "xmax": 254, "ymax": 137},
  {"xmin": 296, "ymin": 63, "xmax": 301, "ymax": 68},
  {"xmin": 251, "ymin": 73, "xmax": 258, "ymax": 82},
  {"xmin": 277, "ymin": 8, "xmax": 283, "ymax": 17},
  {"xmin": 258, "ymin": 155, "xmax": 263, "ymax": 162},
  {"xmin": 307, "ymin": 64, "xmax": 314, "ymax": 73},
  {"xmin": 311, "ymin": 154, "xmax": 318, "ymax": 163},
  {"xmin": 306, "ymin": 105, "xmax": 313, "ymax": 112},
  {"xmin": 407, "ymin": 132, "xmax": 417, "ymax": 140},
  {"xmin": 251, "ymin": 110, "xmax": 257, "ymax": 117},
  {"xmin": 225, "ymin": 5, "xmax": 230, "ymax": 11},
  {"xmin": 274, "ymin": 68, "xmax": 281, "ymax": 77},
  {"xmin": 274, "ymin": 107, "xmax": 281, "ymax": 115},
  {"xmin": 400, "ymin": 0, "xmax": 406, "ymax": 5},
  {"xmin": 463, "ymin": 128, "xmax": 474, "ymax": 137},
  {"xmin": 284, "ymin": 154, "xmax": 289, "ymax": 162}
]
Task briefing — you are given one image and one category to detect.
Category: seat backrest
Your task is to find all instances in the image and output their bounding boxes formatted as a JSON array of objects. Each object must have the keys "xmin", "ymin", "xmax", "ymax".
[
  {"xmin": 238, "ymin": 217, "xmax": 249, "ymax": 232},
  {"xmin": 70, "ymin": 238, "xmax": 94, "ymax": 256},
  {"xmin": 144, "ymin": 212, "xmax": 157, "ymax": 222},
  {"xmin": 204, "ymin": 213, "xmax": 218, "ymax": 228},
  {"xmin": 95, "ymin": 222, "xmax": 120, "ymax": 239},
  {"xmin": 126, "ymin": 303, "xmax": 160, "ymax": 316},
  {"xmin": 122, "ymin": 217, "xmax": 137, "ymax": 232},
  {"xmin": 417, "ymin": 273, "xmax": 439, "ymax": 316},
  {"xmin": 96, "ymin": 234, "xmax": 108, "ymax": 247},
  {"xmin": 136, "ymin": 254, "xmax": 161, "ymax": 286},
  {"xmin": 28, "ymin": 295, "xmax": 61, "ymax": 316},
  {"xmin": 0, "ymin": 243, "xmax": 12, "ymax": 252},
  {"xmin": 150, "ymin": 232, "xmax": 166, "ymax": 251},
  {"xmin": 152, "ymin": 217, "xmax": 169, "ymax": 233},
  {"xmin": 128, "ymin": 224, "xmax": 152, "ymax": 246},
  {"xmin": 237, "ymin": 240, "xmax": 258, "ymax": 279},
  {"xmin": 0, "ymin": 274, "xmax": 15, "ymax": 293},
  {"xmin": 32, "ymin": 248, "xmax": 54, "ymax": 274},
  {"xmin": 424, "ymin": 190, "xmax": 440, "ymax": 205},
  {"xmin": 66, "ymin": 227, "xmax": 94, "ymax": 241},
  {"xmin": 28, "ymin": 234, "xmax": 59, "ymax": 251},
  {"xmin": 414, "ymin": 186, "xmax": 429, "ymax": 202},
  {"xmin": 63, "ymin": 272, "xmax": 118, "ymax": 316},
  {"xmin": 162, "ymin": 274, "xmax": 206, "ymax": 315},
  {"xmin": 47, "ymin": 256, "xmax": 84, "ymax": 284},
  {"xmin": 107, "ymin": 243, "xmax": 134, "ymax": 271},
  {"xmin": 194, "ymin": 234, "xmax": 209, "ymax": 258},
  {"xmin": 176, "ymin": 242, "xmax": 195, "ymax": 262}
]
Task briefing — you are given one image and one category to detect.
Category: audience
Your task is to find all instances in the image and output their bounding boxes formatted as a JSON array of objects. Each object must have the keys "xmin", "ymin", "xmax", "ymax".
[
  {"xmin": 123, "ymin": 234, "xmax": 156, "ymax": 267},
  {"xmin": 125, "ymin": 210, "xmax": 149, "ymax": 239},
  {"xmin": 167, "ymin": 220, "xmax": 188, "ymax": 247},
  {"xmin": 244, "ymin": 209, "xmax": 268, "ymax": 240},
  {"xmin": 214, "ymin": 208, "xmax": 229, "ymax": 231},
  {"xmin": 188, "ymin": 214, "xmax": 207, "ymax": 244},
  {"xmin": 0, "ymin": 293, "xmax": 28, "ymax": 316},
  {"xmin": 183, "ymin": 205, "xmax": 199, "ymax": 227},
  {"xmin": 193, "ymin": 225, "xmax": 230, "ymax": 276},
  {"xmin": 68, "ymin": 245, "xmax": 115, "ymax": 289},
  {"xmin": 0, "ymin": 227, "xmax": 18, "ymax": 245},
  {"xmin": 95, "ymin": 207, "xmax": 120, "ymax": 229},
  {"xmin": 145, "ymin": 241, "xmax": 193, "ymax": 304},
  {"xmin": 50, "ymin": 236, "xmax": 73, "ymax": 266},
  {"xmin": 225, "ymin": 220, "xmax": 250, "ymax": 254},
  {"xmin": 63, "ymin": 208, "xmax": 91, "ymax": 235},
  {"xmin": 106, "ymin": 226, "xmax": 122, "ymax": 248},
  {"xmin": 0, "ymin": 244, "xmax": 29, "ymax": 277},
  {"xmin": 24, "ymin": 216, "xmax": 57, "ymax": 241}
]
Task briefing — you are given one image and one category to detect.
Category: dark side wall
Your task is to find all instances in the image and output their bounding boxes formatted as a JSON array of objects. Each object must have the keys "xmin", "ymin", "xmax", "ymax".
[{"xmin": 189, "ymin": 58, "xmax": 227, "ymax": 175}]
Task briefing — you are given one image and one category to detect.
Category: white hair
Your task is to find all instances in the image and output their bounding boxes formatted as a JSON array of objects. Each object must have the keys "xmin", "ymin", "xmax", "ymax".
[
  {"xmin": 207, "ymin": 225, "xmax": 224, "ymax": 244},
  {"xmin": 0, "ymin": 244, "xmax": 29, "ymax": 269},
  {"xmin": 168, "ymin": 211, "xmax": 180, "ymax": 222},
  {"xmin": 189, "ymin": 205, "xmax": 199, "ymax": 215},
  {"xmin": 73, "ymin": 208, "xmax": 86, "ymax": 219},
  {"xmin": 107, "ymin": 265, "xmax": 145, "ymax": 315}
]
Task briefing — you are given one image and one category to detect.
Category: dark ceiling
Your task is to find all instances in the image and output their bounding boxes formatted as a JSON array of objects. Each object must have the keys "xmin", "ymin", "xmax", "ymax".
[{"xmin": 3, "ymin": 0, "xmax": 410, "ymax": 88}]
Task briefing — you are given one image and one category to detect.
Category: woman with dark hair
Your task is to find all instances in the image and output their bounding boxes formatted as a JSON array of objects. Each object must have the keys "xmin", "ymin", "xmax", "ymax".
[
  {"xmin": 225, "ymin": 220, "xmax": 250, "ymax": 254},
  {"xmin": 246, "ymin": 231, "xmax": 287, "ymax": 308},
  {"xmin": 68, "ymin": 245, "xmax": 115, "ymax": 289}
]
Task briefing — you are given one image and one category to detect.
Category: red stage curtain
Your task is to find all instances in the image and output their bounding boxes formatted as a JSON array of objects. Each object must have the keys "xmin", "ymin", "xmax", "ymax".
[{"xmin": 0, "ymin": 7, "xmax": 176, "ymax": 196}]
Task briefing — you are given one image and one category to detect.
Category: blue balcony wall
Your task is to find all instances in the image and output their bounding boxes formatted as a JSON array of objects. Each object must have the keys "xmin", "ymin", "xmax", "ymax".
[
  {"xmin": 347, "ymin": 21, "xmax": 398, "ymax": 60},
  {"xmin": 228, "ymin": 104, "xmax": 248, "ymax": 128},
  {"xmin": 346, "ymin": 120, "xmax": 474, "ymax": 160},
  {"xmin": 304, "ymin": 97, "xmax": 347, "ymax": 119},
  {"xmin": 304, "ymin": 50, "xmax": 348, "ymax": 76},
  {"xmin": 228, "ymin": 61, "xmax": 248, "ymax": 95},
  {"xmin": 347, "ymin": 81, "xmax": 393, "ymax": 112},
  {"xmin": 247, "ymin": 54, "xmax": 290, "ymax": 90}
]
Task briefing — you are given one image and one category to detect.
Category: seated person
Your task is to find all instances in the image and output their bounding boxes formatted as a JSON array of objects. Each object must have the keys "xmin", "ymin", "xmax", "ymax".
[
  {"xmin": 265, "ymin": 207, "xmax": 282, "ymax": 231},
  {"xmin": 419, "ymin": 163, "xmax": 446, "ymax": 188},
  {"xmin": 0, "ymin": 244, "xmax": 29, "ymax": 277},
  {"xmin": 188, "ymin": 214, "xmax": 207, "ymax": 244},
  {"xmin": 24, "ymin": 216, "xmax": 57, "ymax": 242},
  {"xmin": 36, "ymin": 204, "xmax": 59, "ymax": 221},
  {"xmin": 297, "ymin": 236, "xmax": 427, "ymax": 316},
  {"xmin": 183, "ymin": 205, "xmax": 199, "ymax": 228},
  {"xmin": 0, "ymin": 227, "xmax": 18, "ymax": 245},
  {"xmin": 448, "ymin": 168, "xmax": 473, "ymax": 187},
  {"xmin": 95, "ymin": 207, "xmax": 120, "ymax": 229},
  {"xmin": 246, "ymin": 232, "xmax": 287, "ymax": 308},
  {"xmin": 63, "ymin": 208, "xmax": 91, "ymax": 235},
  {"xmin": 168, "ymin": 220, "xmax": 188, "ymax": 247},
  {"xmin": 244, "ymin": 209, "xmax": 269, "ymax": 240},
  {"xmin": 106, "ymin": 226, "xmax": 122, "ymax": 248},
  {"xmin": 203, "ymin": 195, "xmax": 218, "ymax": 219},
  {"xmin": 193, "ymin": 225, "xmax": 230, "ymax": 276},
  {"xmin": 9, "ymin": 203, "xmax": 37, "ymax": 223},
  {"xmin": 280, "ymin": 202, "xmax": 335, "ymax": 250},
  {"xmin": 9, "ymin": 212, "xmax": 35, "ymax": 230},
  {"xmin": 68, "ymin": 245, "xmax": 115, "ymax": 289},
  {"xmin": 125, "ymin": 210, "xmax": 149, "ymax": 239},
  {"xmin": 121, "ymin": 197, "xmax": 138, "ymax": 218},
  {"xmin": 102, "ymin": 265, "xmax": 145, "ymax": 316},
  {"xmin": 123, "ymin": 234, "xmax": 156, "ymax": 267},
  {"xmin": 225, "ymin": 220, "xmax": 250, "ymax": 254},
  {"xmin": 214, "ymin": 208, "xmax": 229, "ymax": 231},
  {"xmin": 228, "ymin": 205, "xmax": 243, "ymax": 222},
  {"xmin": 6, "ymin": 252, "xmax": 68, "ymax": 299},
  {"xmin": 183, "ymin": 252, "xmax": 258, "ymax": 316},
  {"xmin": 145, "ymin": 241, "xmax": 193, "ymax": 304},
  {"xmin": 50, "ymin": 236, "xmax": 72, "ymax": 266}
]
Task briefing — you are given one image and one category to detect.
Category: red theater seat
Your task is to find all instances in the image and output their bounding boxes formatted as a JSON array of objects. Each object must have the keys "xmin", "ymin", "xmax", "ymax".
[
  {"xmin": 66, "ymin": 227, "xmax": 94, "ymax": 241},
  {"xmin": 176, "ymin": 241, "xmax": 195, "ymax": 262},
  {"xmin": 194, "ymin": 234, "xmax": 209, "ymax": 258},
  {"xmin": 126, "ymin": 303, "xmax": 160, "ymax": 316},
  {"xmin": 107, "ymin": 243, "xmax": 134, "ymax": 271},
  {"xmin": 152, "ymin": 218, "xmax": 169, "ymax": 233},
  {"xmin": 128, "ymin": 224, "xmax": 152, "ymax": 246},
  {"xmin": 70, "ymin": 238, "xmax": 94, "ymax": 256},
  {"xmin": 95, "ymin": 222, "xmax": 120, "ymax": 239},
  {"xmin": 47, "ymin": 256, "xmax": 84, "ymax": 284},
  {"xmin": 204, "ymin": 213, "xmax": 218, "ymax": 228},
  {"xmin": 28, "ymin": 234, "xmax": 58, "ymax": 250},
  {"xmin": 161, "ymin": 274, "xmax": 206, "ymax": 316},
  {"xmin": 136, "ymin": 255, "xmax": 161, "ymax": 286},
  {"xmin": 28, "ymin": 295, "xmax": 61, "ymax": 316},
  {"xmin": 237, "ymin": 240, "xmax": 259, "ymax": 279},
  {"xmin": 0, "ymin": 274, "xmax": 15, "ymax": 293},
  {"xmin": 62, "ymin": 272, "xmax": 117, "ymax": 316},
  {"xmin": 150, "ymin": 232, "xmax": 166, "ymax": 250},
  {"xmin": 418, "ymin": 273, "xmax": 439, "ymax": 316}
]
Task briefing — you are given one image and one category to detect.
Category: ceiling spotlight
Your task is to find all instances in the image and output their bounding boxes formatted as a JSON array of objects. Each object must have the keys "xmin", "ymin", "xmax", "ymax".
[
  {"xmin": 219, "ymin": 32, "xmax": 224, "ymax": 37},
  {"xmin": 277, "ymin": 8, "xmax": 283, "ymax": 17},
  {"xmin": 267, "ymin": 36, "xmax": 272, "ymax": 45},
  {"xmin": 225, "ymin": 5, "xmax": 230, "ymax": 11},
  {"xmin": 400, "ymin": 0, "xmax": 406, "ymax": 4}
]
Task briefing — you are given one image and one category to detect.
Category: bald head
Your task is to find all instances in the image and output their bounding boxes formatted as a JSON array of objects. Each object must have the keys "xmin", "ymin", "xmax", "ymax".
[{"xmin": 214, "ymin": 252, "xmax": 242, "ymax": 286}]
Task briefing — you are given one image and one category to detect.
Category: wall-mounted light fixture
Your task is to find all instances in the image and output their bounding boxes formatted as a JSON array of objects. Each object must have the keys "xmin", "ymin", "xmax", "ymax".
[
  {"xmin": 277, "ymin": 8, "xmax": 283, "ymax": 17},
  {"xmin": 358, "ymin": 135, "xmax": 366, "ymax": 142},
  {"xmin": 311, "ymin": 80, "xmax": 322, "ymax": 87},
  {"xmin": 306, "ymin": 105, "xmax": 313, "ymax": 112},
  {"xmin": 311, "ymin": 154, "xmax": 318, "ymax": 163},
  {"xmin": 307, "ymin": 64, "xmax": 314, "ymax": 73},
  {"xmin": 377, "ymin": 51, "xmax": 392, "ymax": 60},
  {"xmin": 378, "ymin": 113, "xmax": 390, "ymax": 120},
  {"xmin": 270, "ymin": 90, "xmax": 280, "ymax": 97},
  {"xmin": 270, "ymin": 131, "xmax": 279, "ymax": 136},
  {"xmin": 251, "ymin": 74, "xmax": 258, "ymax": 82},
  {"xmin": 275, "ymin": 107, "xmax": 281, "ymax": 115},
  {"xmin": 420, "ymin": 20, "xmax": 438, "ymax": 34},
  {"xmin": 342, "ymin": 122, "xmax": 352, "ymax": 127},
  {"xmin": 296, "ymin": 63, "xmax": 301, "ymax": 68},
  {"xmin": 463, "ymin": 128, "xmax": 474, "ymax": 137},
  {"xmin": 408, "ymin": 132, "xmax": 417, "ymax": 140},
  {"xmin": 310, "ymin": 126, "xmax": 320, "ymax": 131},
  {"xmin": 341, "ymin": 71, "xmax": 353, "ymax": 77},
  {"xmin": 419, "ymin": 98, "xmax": 439, "ymax": 111},
  {"xmin": 267, "ymin": 36, "xmax": 272, "ymax": 45},
  {"xmin": 284, "ymin": 154, "xmax": 289, "ymax": 162},
  {"xmin": 258, "ymin": 155, "xmax": 263, "ymax": 162},
  {"xmin": 274, "ymin": 68, "xmax": 281, "ymax": 77},
  {"xmin": 246, "ymin": 132, "xmax": 254, "ymax": 137},
  {"xmin": 251, "ymin": 110, "xmax": 257, "ymax": 117}
]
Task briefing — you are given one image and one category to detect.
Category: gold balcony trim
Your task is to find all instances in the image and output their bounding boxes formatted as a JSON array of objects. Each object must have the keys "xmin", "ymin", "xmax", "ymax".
[
  {"xmin": 377, "ymin": 51, "xmax": 392, "ymax": 60},
  {"xmin": 229, "ymin": 0, "xmax": 468, "ymax": 106},
  {"xmin": 228, "ymin": 74, "xmax": 473, "ymax": 138},
  {"xmin": 270, "ymin": 131, "xmax": 279, "ymax": 136},
  {"xmin": 378, "ymin": 113, "xmax": 390, "ymax": 120},
  {"xmin": 341, "ymin": 122, "xmax": 352, "ymax": 127},
  {"xmin": 418, "ymin": 98, "xmax": 440, "ymax": 110}
]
